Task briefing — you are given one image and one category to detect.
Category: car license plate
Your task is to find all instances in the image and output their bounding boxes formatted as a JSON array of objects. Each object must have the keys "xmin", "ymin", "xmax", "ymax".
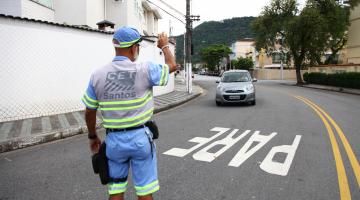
[{"xmin": 229, "ymin": 95, "xmax": 241, "ymax": 100}]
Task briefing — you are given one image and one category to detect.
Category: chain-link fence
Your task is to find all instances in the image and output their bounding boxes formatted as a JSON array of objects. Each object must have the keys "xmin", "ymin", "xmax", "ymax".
[
  {"xmin": 0, "ymin": 16, "xmax": 174, "ymax": 122},
  {"xmin": 0, "ymin": 17, "xmax": 114, "ymax": 122}
]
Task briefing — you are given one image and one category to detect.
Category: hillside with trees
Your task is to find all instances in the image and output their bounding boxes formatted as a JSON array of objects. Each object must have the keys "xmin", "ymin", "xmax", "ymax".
[{"xmin": 175, "ymin": 17, "xmax": 256, "ymax": 64}]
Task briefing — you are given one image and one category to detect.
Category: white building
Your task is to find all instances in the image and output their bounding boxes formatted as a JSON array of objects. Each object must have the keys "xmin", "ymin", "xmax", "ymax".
[
  {"xmin": 0, "ymin": 0, "xmax": 161, "ymax": 35},
  {"xmin": 0, "ymin": 0, "xmax": 55, "ymax": 22}
]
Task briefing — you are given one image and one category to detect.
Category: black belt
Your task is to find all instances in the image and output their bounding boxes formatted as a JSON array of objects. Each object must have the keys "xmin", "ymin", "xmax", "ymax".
[{"xmin": 106, "ymin": 125, "xmax": 144, "ymax": 133}]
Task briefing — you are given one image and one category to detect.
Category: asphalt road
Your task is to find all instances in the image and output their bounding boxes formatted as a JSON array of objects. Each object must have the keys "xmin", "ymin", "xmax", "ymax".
[{"xmin": 1, "ymin": 76, "xmax": 359, "ymax": 200}]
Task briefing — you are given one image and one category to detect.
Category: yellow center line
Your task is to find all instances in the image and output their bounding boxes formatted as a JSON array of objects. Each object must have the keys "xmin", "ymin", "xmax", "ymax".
[
  {"xmin": 298, "ymin": 96, "xmax": 360, "ymax": 188},
  {"xmin": 294, "ymin": 95, "xmax": 351, "ymax": 200}
]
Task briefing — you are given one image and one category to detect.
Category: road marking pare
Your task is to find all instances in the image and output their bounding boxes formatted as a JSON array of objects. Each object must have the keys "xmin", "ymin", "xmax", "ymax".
[{"xmin": 163, "ymin": 127, "xmax": 302, "ymax": 176}]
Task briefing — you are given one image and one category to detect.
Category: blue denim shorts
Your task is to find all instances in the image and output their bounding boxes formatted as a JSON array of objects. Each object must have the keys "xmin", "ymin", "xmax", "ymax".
[{"xmin": 105, "ymin": 127, "xmax": 159, "ymax": 196}]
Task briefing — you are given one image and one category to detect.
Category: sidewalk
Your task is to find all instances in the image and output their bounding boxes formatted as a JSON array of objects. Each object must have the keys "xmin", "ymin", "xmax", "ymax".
[
  {"xmin": 276, "ymin": 80, "xmax": 360, "ymax": 95},
  {"xmin": 0, "ymin": 78, "xmax": 202, "ymax": 153}
]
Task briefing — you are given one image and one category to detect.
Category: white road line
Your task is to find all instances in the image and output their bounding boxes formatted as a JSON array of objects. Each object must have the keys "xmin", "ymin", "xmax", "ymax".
[
  {"xmin": 193, "ymin": 129, "xmax": 251, "ymax": 162},
  {"xmin": 228, "ymin": 131, "xmax": 277, "ymax": 167},
  {"xmin": 41, "ymin": 117, "xmax": 52, "ymax": 132},
  {"xmin": 163, "ymin": 127, "xmax": 230, "ymax": 157},
  {"xmin": 58, "ymin": 114, "xmax": 70, "ymax": 129},
  {"xmin": 4, "ymin": 157, "xmax": 12, "ymax": 162},
  {"xmin": 260, "ymin": 135, "xmax": 302, "ymax": 176},
  {"xmin": 20, "ymin": 119, "xmax": 32, "ymax": 137},
  {"xmin": 0, "ymin": 122, "xmax": 14, "ymax": 141}
]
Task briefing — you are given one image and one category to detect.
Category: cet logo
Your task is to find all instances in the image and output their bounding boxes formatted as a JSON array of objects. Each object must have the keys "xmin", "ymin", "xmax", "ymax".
[
  {"xmin": 105, "ymin": 71, "xmax": 137, "ymax": 92},
  {"xmin": 103, "ymin": 71, "xmax": 137, "ymax": 100}
]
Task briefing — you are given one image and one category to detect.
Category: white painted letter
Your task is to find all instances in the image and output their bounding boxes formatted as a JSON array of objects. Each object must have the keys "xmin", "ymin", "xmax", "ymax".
[
  {"xmin": 162, "ymin": 127, "xmax": 230, "ymax": 157},
  {"xmin": 192, "ymin": 129, "xmax": 251, "ymax": 162},
  {"xmin": 228, "ymin": 131, "xmax": 277, "ymax": 167},
  {"xmin": 260, "ymin": 135, "xmax": 302, "ymax": 176}
]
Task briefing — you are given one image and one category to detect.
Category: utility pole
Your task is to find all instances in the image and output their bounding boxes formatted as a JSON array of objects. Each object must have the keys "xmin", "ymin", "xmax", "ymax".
[{"xmin": 185, "ymin": 0, "xmax": 199, "ymax": 94}]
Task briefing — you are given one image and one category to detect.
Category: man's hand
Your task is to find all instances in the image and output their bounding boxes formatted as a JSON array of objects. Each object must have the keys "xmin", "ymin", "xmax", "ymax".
[
  {"xmin": 157, "ymin": 32, "xmax": 169, "ymax": 49},
  {"xmin": 157, "ymin": 32, "xmax": 177, "ymax": 73},
  {"xmin": 89, "ymin": 136, "xmax": 101, "ymax": 154}
]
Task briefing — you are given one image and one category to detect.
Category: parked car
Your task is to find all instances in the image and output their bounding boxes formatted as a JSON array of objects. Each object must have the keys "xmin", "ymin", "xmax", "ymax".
[
  {"xmin": 199, "ymin": 70, "xmax": 207, "ymax": 75},
  {"xmin": 215, "ymin": 70, "xmax": 257, "ymax": 106},
  {"xmin": 207, "ymin": 71, "xmax": 220, "ymax": 76}
]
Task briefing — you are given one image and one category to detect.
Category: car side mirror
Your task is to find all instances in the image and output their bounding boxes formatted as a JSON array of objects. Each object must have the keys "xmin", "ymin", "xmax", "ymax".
[
  {"xmin": 252, "ymin": 78, "xmax": 257, "ymax": 82},
  {"xmin": 216, "ymin": 80, "xmax": 220, "ymax": 83}
]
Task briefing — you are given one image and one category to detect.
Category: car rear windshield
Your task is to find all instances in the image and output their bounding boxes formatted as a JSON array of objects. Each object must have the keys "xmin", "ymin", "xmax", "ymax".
[{"xmin": 221, "ymin": 72, "xmax": 251, "ymax": 82}]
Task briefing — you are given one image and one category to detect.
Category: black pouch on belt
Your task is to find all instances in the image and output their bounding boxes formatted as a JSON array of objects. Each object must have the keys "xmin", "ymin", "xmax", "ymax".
[
  {"xmin": 92, "ymin": 142, "xmax": 110, "ymax": 185},
  {"xmin": 145, "ymin": 120, "xmax": 159, "ymax": 139}
]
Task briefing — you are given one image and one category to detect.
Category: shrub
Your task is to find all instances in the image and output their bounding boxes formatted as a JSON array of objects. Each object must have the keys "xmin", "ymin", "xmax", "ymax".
[
  {"xmin": 233, "ymin": 57, "xmax": 254, "ymax": 70},
  {"xmin": 303, "ymin": 72, "xmax": 360, "ymax": 89}
]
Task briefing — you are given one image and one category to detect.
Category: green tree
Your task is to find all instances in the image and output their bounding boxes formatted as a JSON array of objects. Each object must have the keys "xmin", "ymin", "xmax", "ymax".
[
  {"xmin": 252, "ymin": 0, "xmax": 360, "ymax": 84},
  {"xmin": 233, "ymin": 57, "xmax": 254, "ymax": 70},
  {"xmin": 308, "ymin": 0, "xmax": 353, "ymax": 64},
  {"xmin": 201, "ymin": 44, "xmax": 232, "ymax": 72}
]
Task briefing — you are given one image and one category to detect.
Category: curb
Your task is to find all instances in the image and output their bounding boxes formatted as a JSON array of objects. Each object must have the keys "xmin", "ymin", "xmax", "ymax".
[
  {"xmin": 279, "ymin": 82, "xmax": 360, "ymax": 96},
  {"xmin": 155, "ymin": 90, "xmax": 202, "ymax": 114},
  {"xmin": 0, "ymin": 89, "xmax": 203, "ymax": 153},
  {"xmin": 299, "ymin": 85, "xmax": 360, "ymax": 96}
]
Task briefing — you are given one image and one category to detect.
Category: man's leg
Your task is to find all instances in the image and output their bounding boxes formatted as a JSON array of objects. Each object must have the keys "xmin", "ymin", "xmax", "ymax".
[
  {"xmin": 109, "ymin": 193, "xmax": 124, "ymax": 200},
  {"xmin": 131, "ymin": 129, "xmax": 159, "ymax": 198},
  {"xmin": 106, "ymin": 132, "xmax": 130, "ymax": 200}
]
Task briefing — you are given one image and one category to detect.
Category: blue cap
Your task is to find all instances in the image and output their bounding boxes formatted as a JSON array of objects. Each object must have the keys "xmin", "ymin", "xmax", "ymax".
[{"xmin": 113, "ymin": 26, "xmax": 141, "ymax": 48}]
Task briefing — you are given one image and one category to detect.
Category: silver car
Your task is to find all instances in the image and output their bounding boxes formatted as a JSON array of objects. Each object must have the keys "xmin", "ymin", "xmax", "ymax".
[{"xmin": 215, "ymin": 70, "xmax": 257, "ymax": 106}]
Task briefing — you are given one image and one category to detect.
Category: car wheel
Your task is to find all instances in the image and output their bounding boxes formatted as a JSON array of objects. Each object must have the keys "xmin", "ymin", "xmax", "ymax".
[
  {"xmin": 250, "ymin": 100, "xmax": 256, "ymax": 105},
  {"xmin": 216, "ymin": 101, "xmax": 222, "ymax": 106}
]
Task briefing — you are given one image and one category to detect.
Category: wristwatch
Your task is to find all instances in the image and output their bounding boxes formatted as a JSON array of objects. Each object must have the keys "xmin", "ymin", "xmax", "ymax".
[{"xmin": 88, "ymin": 133, "xmax": 98, "ymax": 139}]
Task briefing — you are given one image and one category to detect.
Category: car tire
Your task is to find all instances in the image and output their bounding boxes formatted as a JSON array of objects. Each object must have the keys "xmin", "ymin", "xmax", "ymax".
[
  {"xmin": 250, "ymin": 100, "xmax": 256, "ymax": 106},
  {"xmin": 216, "ymin": 101, "xmax": 222, "ymax": 106}
]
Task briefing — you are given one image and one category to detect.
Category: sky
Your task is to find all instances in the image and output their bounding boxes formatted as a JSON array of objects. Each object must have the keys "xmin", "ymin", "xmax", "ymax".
[{"xmin": 155, "ymin": 0, "xmax": 306, "ymax": 36}]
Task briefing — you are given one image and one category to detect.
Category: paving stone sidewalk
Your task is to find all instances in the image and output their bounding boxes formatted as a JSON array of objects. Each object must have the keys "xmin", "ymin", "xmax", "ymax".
[{"xmin": 0, "ymin": 79, "xmax": 202, "ymax": 153}]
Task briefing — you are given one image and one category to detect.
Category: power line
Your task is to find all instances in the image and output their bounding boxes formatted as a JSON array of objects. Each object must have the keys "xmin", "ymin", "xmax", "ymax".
[
  {"xmin": 146, "ymin": 0, "xmax": 185, "ymax": 24},
  {"xmin": 157, "ymin": 0, "xmax": 185, "ymax": 17}
]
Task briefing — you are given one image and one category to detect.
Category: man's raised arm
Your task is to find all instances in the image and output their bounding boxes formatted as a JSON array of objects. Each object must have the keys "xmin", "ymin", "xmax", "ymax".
[{"xmin": 157, "ymin": 33, "xmax": 177, "ymax": 73}]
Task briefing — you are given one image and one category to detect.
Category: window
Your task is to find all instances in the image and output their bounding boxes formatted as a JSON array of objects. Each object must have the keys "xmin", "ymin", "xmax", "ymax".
[
  {"xmin": 221, "ymin": 72, "xmax": 251, "ymax": 83},
  {"xmin": 31, "ymin": 0, "xmax": 53, "ymax": 9}
]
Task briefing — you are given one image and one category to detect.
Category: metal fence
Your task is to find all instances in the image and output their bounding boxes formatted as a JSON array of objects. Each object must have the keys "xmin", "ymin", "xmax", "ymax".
[{"xmin": 0, "ymin": 16, "xmax": 174, "ymax": 122}]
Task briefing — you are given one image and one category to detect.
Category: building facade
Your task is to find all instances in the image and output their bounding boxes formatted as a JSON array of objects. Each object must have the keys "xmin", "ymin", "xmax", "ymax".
[
  {"xmin": 0, "ymin": 0, "xmax": 55, "ymax": 22},
  {"xmin": 346, "ymin": 5, "xmax": 360, "ymax": 64},
  {"xmin": 230, "ymin": 39, "xmax": 287, "ymax": 69},
  {"xmin": 230, "ymin": 39, "xmax": 258, "ymax": 68},
  {"xmin": 0, "ymin": 0, "xmax": 161, "ymax": 35}
]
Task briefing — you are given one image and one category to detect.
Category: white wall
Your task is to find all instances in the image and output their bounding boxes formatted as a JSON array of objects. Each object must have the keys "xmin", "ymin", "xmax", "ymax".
[
  {"xmin": 0, "ymin": 0, "xmax": 22, "ymax": 17},
  {"xmin": 54, "ymin": 0, "xmax": 86, "ymax": 25},
  {"xmin": 106, "ymin": 0, "xmax": 127, "ymax": 29},
  {"xmin": 0, "ymin": 17, "xmax": 174, "ymax": 122},
  {"xmin": 127, "ymin": 0, "xmax": 143, "ymax": 33},
  {"xmin": 86, "ymin": 0, "xmax": 104, "ymax": 28},
  {"xmin": 21, "ymin": 0, "xmax": 54, "ymax": 22},
  {"xmin": 153, "ymin": 17, "xmax": 158, "ymax": 34},
  {"xmin": 146, "ymin": 11, "xmax": 155, "ymax": 35}
]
